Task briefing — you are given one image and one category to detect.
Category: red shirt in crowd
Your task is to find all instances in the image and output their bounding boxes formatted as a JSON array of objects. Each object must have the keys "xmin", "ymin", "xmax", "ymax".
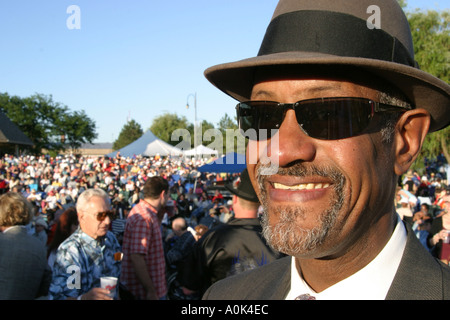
[{"xmin": 120, "ymin": 199, "xmax": 167, "ymax": 299}]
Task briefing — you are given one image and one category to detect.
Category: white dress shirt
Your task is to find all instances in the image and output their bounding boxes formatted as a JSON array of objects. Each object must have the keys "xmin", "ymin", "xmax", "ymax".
[{"xmin": 285, "ymin": 215, "xmax": 407, "ymax": 300}]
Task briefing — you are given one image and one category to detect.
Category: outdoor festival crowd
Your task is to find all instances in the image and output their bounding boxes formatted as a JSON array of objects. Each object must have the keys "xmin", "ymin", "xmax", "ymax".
[
  {"xmin": 0, "ymin": 152, "xmax": 449, "ymax": 300},
  {"xmin": 0, "ymin": 152, "xmax": 243, "ymax": 300}
]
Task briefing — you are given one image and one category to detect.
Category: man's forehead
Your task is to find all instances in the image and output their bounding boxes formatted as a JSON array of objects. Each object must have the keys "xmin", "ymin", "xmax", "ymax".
[
  {"xmin": 251, "ymin": 78, "xmax": 378, "ymax": 102},
  {"xmin": 86, "ymin": 196, "xmax": 109, "ymax": 208}
]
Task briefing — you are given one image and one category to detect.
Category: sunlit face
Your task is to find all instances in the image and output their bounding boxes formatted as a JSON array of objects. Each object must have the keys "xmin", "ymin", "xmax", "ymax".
[
  {"xmin": 79, "ymin": 196, "xmax": 111, "ymax": 239},
  {"xmin": 246, "ymin": 77, "xmax": 397, "ymax": 259}
]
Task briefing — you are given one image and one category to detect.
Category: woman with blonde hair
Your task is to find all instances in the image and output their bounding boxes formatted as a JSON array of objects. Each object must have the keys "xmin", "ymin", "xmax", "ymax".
[{"xmin": 0, "ymin": 192, "xmax": 51, "ymax": 299}]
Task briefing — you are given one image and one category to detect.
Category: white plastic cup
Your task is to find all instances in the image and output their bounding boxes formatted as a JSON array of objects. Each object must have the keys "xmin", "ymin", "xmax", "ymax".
[
  {"xmin": 100, "ymin": 276, "xmax": 118, "ymax": 299},
  {"xmin": 444, "ymin": 230, "xmax": 450, "ymax": 244}
]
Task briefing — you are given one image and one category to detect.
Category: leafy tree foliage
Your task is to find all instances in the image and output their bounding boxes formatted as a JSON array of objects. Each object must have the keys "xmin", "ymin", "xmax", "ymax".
[
  {"xmin": 59, "ymin": 109, "xmax": 97, "ymax": 151},
  {"xmin": 216, "ymin": 113, "xmax": 246, "ymax": 154},
  {"xmin": 113, "ymin": 119, "xmax": 144, "ymax": 150},
  {"xmin": 0, "ymin": 92, "xmax": 97, "ymax": 153},
  {"xmin": 405, "ymin": 7, "xmax": 450, "ymax": 171},
  {"xmin": 149, "ymin": 112, "xmax": 239, "ymax": 153},
  {"xmin": 149, "ymin": 112, "xmax": 193, "ymax": 147}
]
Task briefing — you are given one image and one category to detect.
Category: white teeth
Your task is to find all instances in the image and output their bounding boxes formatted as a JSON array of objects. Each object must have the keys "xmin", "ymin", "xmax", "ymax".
[{"xmin": 273, "ymin": 182, "xmax": 330, "ymax": 190}]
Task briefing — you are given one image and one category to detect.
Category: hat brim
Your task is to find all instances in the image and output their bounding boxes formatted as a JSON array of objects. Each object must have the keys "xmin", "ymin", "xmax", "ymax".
[
  {"xmin": 205, "ymin": 51, "xmax": 450, "ymax": 132},
  {"xmin": 224, "ymin": 168, "xmax": 260, "ymax": 203},
  {"xmin": 224, "ymin": 183, "xmax": 259, "ymax": 203}
]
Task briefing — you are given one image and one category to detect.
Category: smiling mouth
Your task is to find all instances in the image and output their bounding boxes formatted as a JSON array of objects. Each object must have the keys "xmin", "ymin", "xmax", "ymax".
[
  {"xmin": 257, "ymin": 163, "xmax": 345, "ymax": 204},
  {"xmin": 272, "ymin": 182, "xmax": 331, "ymax": 190}
]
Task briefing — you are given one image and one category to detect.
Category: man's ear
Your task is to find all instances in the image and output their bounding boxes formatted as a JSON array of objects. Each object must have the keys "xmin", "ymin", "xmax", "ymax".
[
  {"xmin": 77, "ymin": 211, "xmax": 85, "ymax": 224},
  {"xmin": 160, "ymin": 190, "xmax": 167, "ymax": 201},
  {"xmin": 393, "ymin": 109, "xmax": 430, "ymax": 176}
]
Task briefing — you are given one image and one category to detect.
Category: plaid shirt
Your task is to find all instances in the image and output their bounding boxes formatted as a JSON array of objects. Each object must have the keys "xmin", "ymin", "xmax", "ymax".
[{"xmin": 120, "ymin": 199, "xmax": 167, "ymax": 299}]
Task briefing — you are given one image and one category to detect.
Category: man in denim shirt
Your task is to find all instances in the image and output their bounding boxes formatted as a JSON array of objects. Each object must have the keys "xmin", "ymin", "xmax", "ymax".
[{"xmin": 49, "ymin": 188, "xmax": 121, "ymax": 300}]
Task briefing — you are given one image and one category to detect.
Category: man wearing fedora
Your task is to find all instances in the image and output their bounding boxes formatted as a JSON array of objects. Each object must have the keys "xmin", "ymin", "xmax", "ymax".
[{"xmin": 202, "ymin": 0, "xmax": 450, "ymax": 300}]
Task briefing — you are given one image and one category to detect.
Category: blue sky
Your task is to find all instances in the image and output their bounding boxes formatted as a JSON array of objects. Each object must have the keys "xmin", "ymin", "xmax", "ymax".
[{"xmin": 0, "ymin": 0, "xmax": 447, "ymax": 143}]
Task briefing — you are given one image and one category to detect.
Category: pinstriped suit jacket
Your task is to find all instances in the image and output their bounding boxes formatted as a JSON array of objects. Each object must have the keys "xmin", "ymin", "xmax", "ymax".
[{"xmin": 203, "ymin": 222, "xmax": 450, "ymax": 300}]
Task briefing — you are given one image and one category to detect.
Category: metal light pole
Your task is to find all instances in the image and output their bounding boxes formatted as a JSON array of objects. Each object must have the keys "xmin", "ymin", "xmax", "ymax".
[{"xmin": 186, "ymin": 92, "xmax": 198, "ymax": 159}]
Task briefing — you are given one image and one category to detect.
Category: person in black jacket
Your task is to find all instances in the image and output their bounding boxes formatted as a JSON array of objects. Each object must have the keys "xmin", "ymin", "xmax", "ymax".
[{"xmin": 178, "ymin": 169, "xmax": 282, "ymax": 297}]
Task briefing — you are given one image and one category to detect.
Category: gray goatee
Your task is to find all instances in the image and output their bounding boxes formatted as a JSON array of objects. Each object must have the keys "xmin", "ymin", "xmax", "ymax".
[{"xmin": 257, "ymin": 163, "xmax": 345, "ymax": 256}]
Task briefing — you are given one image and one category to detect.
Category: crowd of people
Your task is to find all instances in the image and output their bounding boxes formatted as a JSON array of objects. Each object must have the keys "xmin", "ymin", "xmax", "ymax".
[
  {"xmin": 395, "ymin": 169, "xmax": 450, "ymax": 263},
  {"xmin": 0, "ymin": 150, "xmax": 449, "ymax": 300},
  {"xmin": 0, "ymin": 152, "xmax": 271, "ymax": 299},
  {"xmin": 0, "ymin": 152, "xmax": 234, "ymax": 239}
]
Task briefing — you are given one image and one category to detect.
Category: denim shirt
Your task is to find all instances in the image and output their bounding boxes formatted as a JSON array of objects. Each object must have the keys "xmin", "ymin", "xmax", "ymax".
[{"xmin": 48, "ymin": 227, "xmax": 121, "ymax": 300}]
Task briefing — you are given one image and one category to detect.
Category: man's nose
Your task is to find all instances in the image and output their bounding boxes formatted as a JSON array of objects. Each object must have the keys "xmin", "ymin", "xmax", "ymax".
[
  {"xmin": 103, "ymin": 215, "xmax": 112, "ymax": 225},
  {"xmin": 260, "ymin": 110, "xmax": 317, "ymax": 169}
]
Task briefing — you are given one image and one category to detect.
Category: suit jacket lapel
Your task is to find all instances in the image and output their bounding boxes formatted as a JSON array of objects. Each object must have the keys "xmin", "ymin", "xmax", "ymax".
[
  {"xmin": 386, "ymin": 222, "xmax": 445, "ymax": 300},
  {"xmin": 256, "ymin": 256, "xmax": 291, "ymax": 299}
]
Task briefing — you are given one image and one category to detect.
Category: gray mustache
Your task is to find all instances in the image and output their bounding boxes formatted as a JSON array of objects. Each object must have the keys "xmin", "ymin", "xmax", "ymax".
[{"xmin": 256, "ymin": 162, "xmax": 345, "ymax": 184}]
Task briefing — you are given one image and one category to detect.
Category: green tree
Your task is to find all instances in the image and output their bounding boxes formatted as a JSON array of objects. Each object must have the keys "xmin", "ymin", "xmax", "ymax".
[
  {"xmin": 217, "ymin": 113, "xmax": 237, "ymax": 131},
  {"xmin": 397, "ymin": 0, "xmax": 407, "ymax": 9},
  {"xmin": 197, "ymin": 119, "xmax": 215, "ymax": 147},
  {"xmin": 216, "ymin": 113, "xmax": 246, "ymax": 154},
  {"xmin": 406, "ymin": 7, "xmax": 450, "ymax": 171},
  {"xmin": 58, "ymin": 110, "xmax": 97, "ymax": 151},
  {"xmin": 113, "ymin": 119, "xmax": 143, "ymax": 150},
  {"xmin": 150, "ymin": 112, "xmax": 193, "ymax": 147},
  {"xmin": 0, "ymin": 92, "xmax": 97, "ymax": 153}
]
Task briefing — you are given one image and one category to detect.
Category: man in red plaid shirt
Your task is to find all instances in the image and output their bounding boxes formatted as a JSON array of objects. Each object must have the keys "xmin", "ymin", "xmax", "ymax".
[{"xmin": 120, "ymin": 176, "xmax": 169, "ymax": 300}]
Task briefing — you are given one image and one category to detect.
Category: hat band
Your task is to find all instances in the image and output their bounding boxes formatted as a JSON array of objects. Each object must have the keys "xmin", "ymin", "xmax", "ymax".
[{"xmin": 258, "ymin": 10, "xmax": 416, "ymax": 67}]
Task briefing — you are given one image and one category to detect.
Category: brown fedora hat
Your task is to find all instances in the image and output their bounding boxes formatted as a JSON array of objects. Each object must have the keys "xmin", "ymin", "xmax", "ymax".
[{"xmin": 204, "ymin": 0, "xmax": 449, "ymax": 132}]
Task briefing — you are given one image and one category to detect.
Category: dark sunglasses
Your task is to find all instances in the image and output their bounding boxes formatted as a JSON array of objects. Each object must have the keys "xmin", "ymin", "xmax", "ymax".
[
  {"xmin": 236, "ymin": 97, "xmax": 411, "ymax": 141},
  {"xmin": 95, "ymin": 210, "xmax": 115, "ymax": 222}
]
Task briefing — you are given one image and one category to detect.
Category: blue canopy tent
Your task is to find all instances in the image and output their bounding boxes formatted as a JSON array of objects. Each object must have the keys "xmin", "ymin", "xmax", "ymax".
[{"xmin": 197, "ymin": 152, "xmax": 246, "ymax": 173}]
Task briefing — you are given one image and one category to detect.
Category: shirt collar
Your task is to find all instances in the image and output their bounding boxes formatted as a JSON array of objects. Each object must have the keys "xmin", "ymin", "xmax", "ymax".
[
  {"xmin": 76, "ymin": 227, "xmax": 106, "ymax": 249},
  {"xmin": 286, "ymin": 215, "xmax": 407, "ymax": 300},
  {"xmin": 140, "ymin": 199, "xmax": 158, "ymax": 215}
]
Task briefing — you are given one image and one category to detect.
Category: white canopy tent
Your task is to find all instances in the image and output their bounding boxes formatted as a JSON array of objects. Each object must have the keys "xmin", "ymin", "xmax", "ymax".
[
  {"xmin": 183, "ymin": 144, "xmax": 219, "ymax": 158},
  {"xmin": 106, "ymin": 130, "xmax": 183, "ymax": 158},
  {"xmin": 143, "ymin": 139, "xmax": 183, "ymax": 157}
]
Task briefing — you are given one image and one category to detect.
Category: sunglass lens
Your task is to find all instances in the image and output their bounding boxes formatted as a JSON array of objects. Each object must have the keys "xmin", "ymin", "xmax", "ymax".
[
  {"xmin": 238, "ymin": 98, "xmax": 374, "ymax": 141},
  {"xmin": 298, "ymin": 99, "xmax": 371, "ymax": 140},
  {"xmin": 237, "ymin": 103, "xmax": 254, "ymax": 131},
  {"xmin": 238, "ymin": 102, "xmax": 282, "ymax": 140},
  {"xmin": 97, "ymin": 210, "xmax": 115, "ymax": 221}
]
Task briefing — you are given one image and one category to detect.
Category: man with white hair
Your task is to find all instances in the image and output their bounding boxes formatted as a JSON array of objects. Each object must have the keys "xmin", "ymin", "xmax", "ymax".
[{"xmin": 48, "ymin": 188, "xmax": 121, "ymax": 300}]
